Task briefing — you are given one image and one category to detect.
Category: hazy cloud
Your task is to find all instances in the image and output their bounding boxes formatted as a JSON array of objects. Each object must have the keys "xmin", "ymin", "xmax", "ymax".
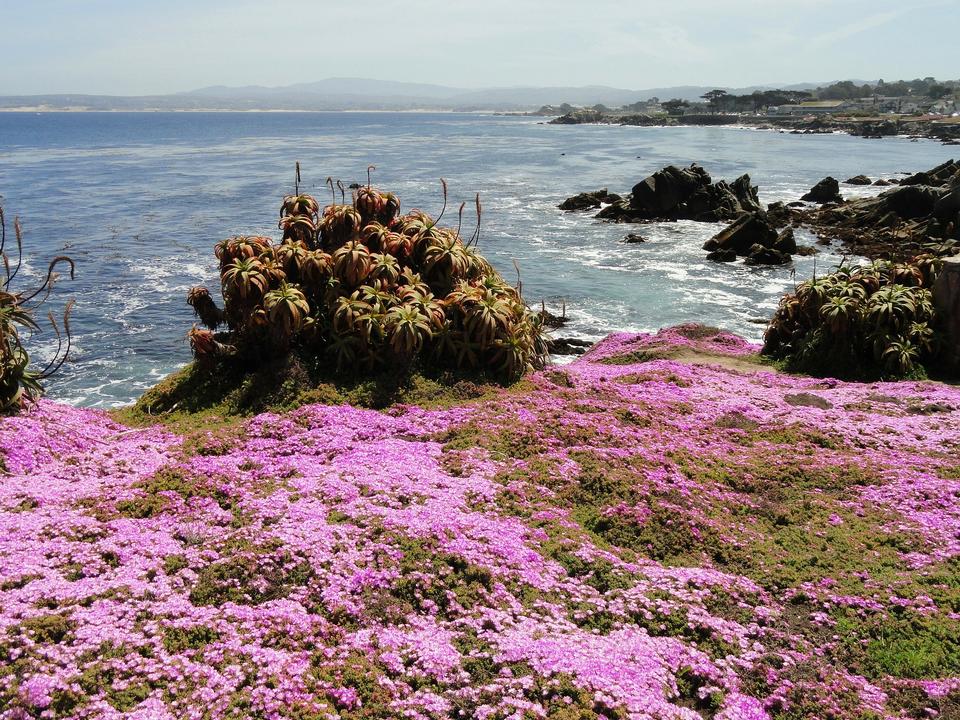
[{"xmin": 0, "ymin": 0, "xmax": 956, "ymax": 94}]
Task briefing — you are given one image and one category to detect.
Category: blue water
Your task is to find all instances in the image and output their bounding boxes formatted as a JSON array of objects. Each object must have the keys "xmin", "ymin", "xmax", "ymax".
[{"xmin": 0, "ymin": 112, "xmax": 953, "ymax": 407}]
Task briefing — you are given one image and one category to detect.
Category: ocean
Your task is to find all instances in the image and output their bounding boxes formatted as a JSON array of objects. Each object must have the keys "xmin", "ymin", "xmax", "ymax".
[{"xmin": 0, "ymin": 111, "xmax": 953, "ymax": 406}]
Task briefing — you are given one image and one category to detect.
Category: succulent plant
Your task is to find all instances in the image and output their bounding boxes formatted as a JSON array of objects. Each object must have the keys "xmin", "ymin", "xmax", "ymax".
[
  {"xmin": 763, "ymin": 248, "xmax": 950, "ymax": 379},
  {"xmin": 0, "ymin": 205, "xmax": 76, "ymax": 413},
  {"xmin": 185, "ymin": 173, "xmax": 548, "ymax": 380}
]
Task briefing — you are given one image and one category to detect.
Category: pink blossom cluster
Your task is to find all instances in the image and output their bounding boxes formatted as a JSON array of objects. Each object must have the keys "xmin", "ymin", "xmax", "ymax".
[{"xmin": 1, "ymin": 325, "xmax": 958, "ymax": 718}]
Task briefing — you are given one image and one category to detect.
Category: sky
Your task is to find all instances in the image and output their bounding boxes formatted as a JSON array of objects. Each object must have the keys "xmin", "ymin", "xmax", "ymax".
[{"xmin": 0, "ymin": 0, "xmax": 957, "ymax": 95}]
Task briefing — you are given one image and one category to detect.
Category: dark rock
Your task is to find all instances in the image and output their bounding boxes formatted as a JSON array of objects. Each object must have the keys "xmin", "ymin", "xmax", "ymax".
[
  {"xmin": 623, "ymin": 233, "xmax": 647, "ymax": 243},
  {"xmin": 773, "ymin": 227, "xmax": 797, "ymax": 254},
  {"xmin": 547, "ymin": 337, "xmax": 593, "ymax": 356},
  {"xmin": 593, "ymin": 164, "xmax": 761, "ymax": 223},
  {"xmin": 787, "ymin": 201, "xmax": 806, "ymax": 208},
  {"xmin": 844, "ymin": 175, "xmax": 872, "ymax": 185},
  {"xmin": 873, "ymin": 178, "xmax": 893, "ymax": 186},
  {"xmin": 630, "ymin": 164, "xmax": 709, "ymax": 215},
  {"xmin": 537, "ymin": 307, "xmax": 570, "ymax": 329},
  {"xmin": 548, "ymin": 110, "xmax": 606, "ymax": 125},
  {"xmin": 789, "ymin": 161, "xmax": 960, "ymax": 261},
  {"xmin": 745, "ymin": 244, "xmax": 791, "ymax": 266},
  {"xmin": 801, "ymin": 177, "xmax": 843, "ymax": 204},
  {"xmin": 703, "ymin": 212, "xmax": 778, "ymax": 255},
  {"xmin": 884, "ymin": 185, "xmax": 944, "ymax": 219},
  {"xmin": 900, "ymin": 159, "xmax": 960, "ymax": 187},
  {"xmin": 933, "ymin": 185, "xmax": 960, "ymax": 221},
  {"xmin": 706, "ymin": 249, "xmax": 737, "ymax": 262},
  {"xmin": 907, "ymin": 402, "xmax": 954, "ymax": 415},
  {"xmin": 795, "ymin": 245, "xmax": 818, "ymax": 256},
  {"xmin": 784, "ymin": 392, "xmax": 833, "ymax": 409},
  {"xmin": 559, "ymin": 188, "xmax": 622, "ymax": 211},
  {"xmin": 766, "ymin": 201, "xmax": 792, "ymax": 227}
]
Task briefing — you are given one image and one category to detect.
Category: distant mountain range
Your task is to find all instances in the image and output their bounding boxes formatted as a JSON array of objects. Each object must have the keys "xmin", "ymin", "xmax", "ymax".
[{"xmin": 0, "ymin": 77, "xmax": 834, "ymax": 112}]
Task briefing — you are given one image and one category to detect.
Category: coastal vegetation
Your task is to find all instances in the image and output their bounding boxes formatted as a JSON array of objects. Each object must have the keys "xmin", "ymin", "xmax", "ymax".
[
  {"xmin": 0, "ymin": 204, "xmax": 75, "ymax": 414},
  {"xmin": 184, "ymin": 170, "xmax": 548, "ymax": 396},
  {"xmin": 762, "ymin": 248, "xmax": 953, "ymax": 378},
  {"xmin": 2, "ymin": 325, "xmax": 959, "ymax": 719}
]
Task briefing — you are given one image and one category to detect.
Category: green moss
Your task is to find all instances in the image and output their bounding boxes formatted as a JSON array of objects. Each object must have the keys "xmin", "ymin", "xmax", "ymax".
[
  {"xmin": 162, "ymin": 555, "xmax": 188, "ymax": 575},
  {"xmin": 16, "ymin": 613, "xmax": 74, "ymax": 644},
  {"xmin": 115, "ymin": 466, "xmax": 234, "ymax": 519},
  {"xmin": 597, "ymin": 347, "xmax": 678, "ymax": 365},
  {"xmin": 0, "ymin": 574, "xmax": 41, "ymax": 591},
  {"xmin": 388, "ymin": 536, "xmax": 493, "ymax": 618},
  {"xmin": 309, "ymin": 650, "xmax": 396, "ymax": 719},
  {"xmin": 189, "ymin": 541, "xmax": 313, "ymax": 607},
  {"xmin": 111, "ymin": 354, "xmax": 513, "ymax": 433},
  {"xmin": 162, "ymin": 624, "xmax": 220, "ymax": 653}
]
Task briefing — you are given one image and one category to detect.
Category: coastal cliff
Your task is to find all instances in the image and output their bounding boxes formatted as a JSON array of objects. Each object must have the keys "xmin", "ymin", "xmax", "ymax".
[{"xmin": 1, "ymin": 325, "xmax": 958, "ymax": 719}]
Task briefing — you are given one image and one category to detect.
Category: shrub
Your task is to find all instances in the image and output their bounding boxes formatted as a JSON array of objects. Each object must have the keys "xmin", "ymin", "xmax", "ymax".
[
  {"xmin": 762, "ymin": 242, "xmax": 955, "ymax": 378},
  {"xmin": 0, "ymin": 205, "xmax": 75, "ymax": 413},
  {"xmin": 186, "ymin": 169, "xmax": 548, "ymax": 381}
]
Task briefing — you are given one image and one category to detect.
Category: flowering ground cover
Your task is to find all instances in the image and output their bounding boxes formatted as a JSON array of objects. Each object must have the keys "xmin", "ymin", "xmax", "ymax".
[{"xmin": 1, "ymin": 324, "xmax": 959, "ymax": 719}]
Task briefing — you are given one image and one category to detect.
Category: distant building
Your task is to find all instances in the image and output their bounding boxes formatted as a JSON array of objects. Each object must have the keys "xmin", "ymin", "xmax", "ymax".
[{"xmin": 767, "ymin": 100, "xmax": 850, "ymax": 115}]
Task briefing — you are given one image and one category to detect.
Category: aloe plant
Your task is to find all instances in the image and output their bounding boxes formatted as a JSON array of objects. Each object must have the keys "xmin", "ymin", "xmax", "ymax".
[
  {"xmin": 0, "ymin": 205, "xmax": 75, "ymax": 413},
  {"xmin": 185, "ymin": 171, "xmax": 548, "ymax": 380},
  {"xmin": 763, "ymin": 248, "xmax": 950, "ymax": 379}
]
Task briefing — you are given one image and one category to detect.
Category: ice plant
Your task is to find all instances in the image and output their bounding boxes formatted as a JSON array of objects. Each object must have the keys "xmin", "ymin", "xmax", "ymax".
[{"xmin": 2, "ymin": 324, "xmax": 958, "ymax": 718}]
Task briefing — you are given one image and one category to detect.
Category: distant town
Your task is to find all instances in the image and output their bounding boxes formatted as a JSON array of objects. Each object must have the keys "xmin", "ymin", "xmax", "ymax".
[{"xmin": 538, "ymin": 77, "xmax": 960, "ymax": 143}]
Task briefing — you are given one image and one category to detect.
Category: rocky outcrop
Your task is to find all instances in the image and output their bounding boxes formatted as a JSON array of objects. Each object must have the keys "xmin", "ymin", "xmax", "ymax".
[
  {"xmin": 548, "ymin": 109, "xmax": 607, "ymax": 125},
  {"xmin": 798, "ymin": 159, "xmax": 960, "ymax": 259},
  {"xmin": 558, "ymin": 189, "xmax": 622, "ymax": 211},
  {"xmin": 581, "ymin": 164, "xmax": 761, "ymax": 224},
  {"xmin": 702, "ymin": 213, "xmax": 797, "ymax": 265},
  {"xmin": 801, "ymin": 177, "xmax": 843, "ymax": 204},
  {"xmin": 703, "ymin": 213, "xmax": 777, "ymax": 255},
  {"xmin": 844, "ymin": 175, "xmax": 872, "ymax": 185},
  {"xmin": 933, "ymin": 254, "xmax": 960, "ymax": 373}
]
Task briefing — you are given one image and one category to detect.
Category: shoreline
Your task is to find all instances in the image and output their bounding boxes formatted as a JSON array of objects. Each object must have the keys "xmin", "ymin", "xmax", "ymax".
[{"xmin": 546, "ymin": 110, "xmax": 960, "ymax": 144}]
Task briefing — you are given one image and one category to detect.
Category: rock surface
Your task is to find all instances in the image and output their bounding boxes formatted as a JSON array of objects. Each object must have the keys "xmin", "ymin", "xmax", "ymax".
[
  {"xmin": 558, "ymin": 189, "xmax": 622, "ymax": 211},
  {"xmin": 801, "ymin": 176, "xmax": 843, "ymax": 204},
  {"xmin": 578, "ymin": 164, "xmax": 762, "ymax": 223},
  {"xmin": 797, "ymin": 159, "xmax": 960, "ymax": 259},
  {"xmin": 844, "ymin": 174, "xmax": 872, "ymax": 185},
  {"xmin": 933, "ymin": 254, "xmax": 960, "ymax": 373}
]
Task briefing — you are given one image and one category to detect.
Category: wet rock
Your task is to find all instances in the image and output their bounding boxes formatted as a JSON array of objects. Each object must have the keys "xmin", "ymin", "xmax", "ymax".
[
  {"xmin": 703, "ymin": 212, "xmax": 778, "ymax": 256},
  {"xmin": 773, "ymin": 227, "xmax": 798, "ymax": 254},
  {"xmin": 766, "ymin": 201, "xmax": 792, "ymax": 227},
  {"xmin": 593, "ymin": 164, "xmax": 761, "ymax": 223},
  {"xmin": 801, "ymin": 177, "xmax": 843, "ymax": 204},
  {"xmin": 547, "ymin": 337, "xmax": 593, "ymax": 356},
  {"xmin": 559, "ymin": 189, "xmax": 622, "ymax": 211},
  {"xmin": 796, "ymin": 161, "xmax": 960, "ymax": 260},
  {"xmin": 706, "ymin": 249, "xmax": 737, "ymax": 262},
  {"xmin": 623, "ymin": 233, "xmax": 647, "ymax": 243},
  {"xmin": 873, "ymin": 178, "xmax": 893, "ymax": 186},
  {"xmin": 844, "ymin": 175, "xmax": 872, "ymax": 185},
  {"xmin": 745, "ymin": 244, "xmax": 791, "ymax": 266}
]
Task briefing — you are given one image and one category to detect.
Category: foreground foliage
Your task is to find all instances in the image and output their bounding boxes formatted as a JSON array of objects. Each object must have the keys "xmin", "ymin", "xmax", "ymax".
[
  {"xmin": 2, "ymin": 325, "xmax": 959, "ymax": 719},
  {"xmin": 0, "ymin": 205, "xmax": 74, "ymax": 414},
  {"xmin": 187, "ymin": 170, "xmax": 548, "ymax": 382},
  {"xmin": 761, "ymin": 242, "xmax": 955, "ymax": 379}
]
